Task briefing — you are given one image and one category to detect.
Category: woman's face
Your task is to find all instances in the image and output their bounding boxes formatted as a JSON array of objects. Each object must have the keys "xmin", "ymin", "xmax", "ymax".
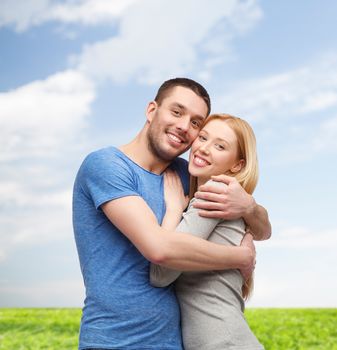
[{"xmin": 188, "ymin": 119, "xmax": 242, "ymax": 183}]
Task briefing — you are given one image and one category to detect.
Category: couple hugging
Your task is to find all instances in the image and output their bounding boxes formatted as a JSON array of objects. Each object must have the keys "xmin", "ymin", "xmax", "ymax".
[{"xmin": 73, "ymin": 78, "xmax": 271, "ymax": 350}]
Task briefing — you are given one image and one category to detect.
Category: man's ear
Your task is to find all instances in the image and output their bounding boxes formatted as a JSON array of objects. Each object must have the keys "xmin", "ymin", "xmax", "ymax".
[
  {"xmin": 231, "ymin": 159, "xmax": 245, "ymax": 174},
  {"xmin": 146, "ymin": 101, "xmax": 157, "ymax": 123}
]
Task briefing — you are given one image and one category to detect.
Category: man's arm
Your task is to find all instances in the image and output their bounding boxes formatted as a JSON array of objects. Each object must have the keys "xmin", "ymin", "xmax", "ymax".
[
  {"xmin": 101, "ymin": 195, "xmax": 255, "ymax": 275},
  {"xmin": 192, "ymin": 175, "xmax": 271, "ymax": 241},
  {"xmin": 150, "ymin": 193, "xmax": 255, "ymax": 287},
  {"xmin": 242, "ymin": 200, "xmax": 271, "ymax": 241},
  {"xmin": 150, "ymin": 196, "xmax": 220, "ymax": 287}
]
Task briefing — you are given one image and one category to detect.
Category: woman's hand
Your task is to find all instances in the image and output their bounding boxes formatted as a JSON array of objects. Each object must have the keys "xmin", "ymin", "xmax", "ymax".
[
  {"xmin": 164, "ymin": 169, "xmax": 189, "ymax": 214},
  {"xmin": 161, "ymin": 169, "xmax": 189, "ymax": 230}
]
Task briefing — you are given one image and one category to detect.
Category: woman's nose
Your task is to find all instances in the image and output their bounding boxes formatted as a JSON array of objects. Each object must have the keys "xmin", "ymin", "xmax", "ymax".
[{"xmin": 199, "ymin": 143, "xmax": 210, "ymax": 154}]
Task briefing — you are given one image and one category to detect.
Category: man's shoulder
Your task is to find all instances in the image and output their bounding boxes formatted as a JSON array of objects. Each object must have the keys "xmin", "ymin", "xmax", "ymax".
[
  {"xmin": 170, "ymin": 156, "xmax": 188, "ymax": 172},
  {"xmin": 85, "ymin": 146, "xmax": 119, "ymax": 161},
  {"xmin": 83, "ymin": 146, "xmax": 128, "ymax": 168},
  {"xmin": 77, "ymin": 147, "xmax": 136, "ymax": 183}
]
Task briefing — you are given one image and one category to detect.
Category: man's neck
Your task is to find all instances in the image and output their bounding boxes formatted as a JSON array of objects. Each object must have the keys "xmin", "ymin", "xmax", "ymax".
[{"xmin": 119, "ymin": 130, "xmax": 171, "ymax": 175}]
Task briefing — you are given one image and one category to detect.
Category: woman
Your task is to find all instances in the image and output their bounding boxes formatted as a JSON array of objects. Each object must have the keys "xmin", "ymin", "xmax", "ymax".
[{"xmin": 150, "ymin": 114, "xmax": 264, "ymax": 350}]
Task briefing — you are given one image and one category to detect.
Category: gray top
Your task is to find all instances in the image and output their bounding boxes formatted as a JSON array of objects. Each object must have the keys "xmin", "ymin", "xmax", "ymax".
[{"xmin": 150, "ymin": 180, "xmax": 264, "ymax": 350}]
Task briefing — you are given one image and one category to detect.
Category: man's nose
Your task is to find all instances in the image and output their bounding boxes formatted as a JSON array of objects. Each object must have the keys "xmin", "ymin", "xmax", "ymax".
[{"xmin": 176, "ymin": 116, "xmax": 190, "ymax": 132}]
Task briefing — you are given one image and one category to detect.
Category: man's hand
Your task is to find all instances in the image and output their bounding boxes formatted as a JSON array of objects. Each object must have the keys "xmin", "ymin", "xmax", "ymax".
[
  {"xmin": 193, "ymin": 174, "xmax": 271, "ymax": 240},
  {"xmin": 239, "ymin": 233, "xmax": 256, "ymax": 281},
  {"xmin": 193, "ymin": 174, "xmax": 255, "ymax": 220}
]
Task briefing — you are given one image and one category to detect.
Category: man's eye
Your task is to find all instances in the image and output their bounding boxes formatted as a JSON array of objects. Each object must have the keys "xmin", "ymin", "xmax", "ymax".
[
  {"xmin": 172, "ymin": 110, "xmax": 180, "ymax": 116},
  {"xmin": 191, "ymin": 120, "xmax": 201, "ymax": 128}
]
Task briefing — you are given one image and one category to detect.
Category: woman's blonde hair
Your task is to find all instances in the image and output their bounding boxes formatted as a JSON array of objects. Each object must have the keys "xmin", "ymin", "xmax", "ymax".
[{"xmin": 189, "ymin": 113, "xmax": 259, "ymax": 300}]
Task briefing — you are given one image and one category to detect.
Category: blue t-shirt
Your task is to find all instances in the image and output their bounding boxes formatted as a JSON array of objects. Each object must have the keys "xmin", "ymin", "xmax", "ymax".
[{"xmin": 73, "ymin": 146, "xmax": 189, "ymax": 350}]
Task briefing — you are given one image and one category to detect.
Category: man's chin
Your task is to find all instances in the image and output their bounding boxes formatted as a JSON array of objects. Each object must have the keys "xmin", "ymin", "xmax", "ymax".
[
  {"xmin": 148, "ymin": 137, "xmax": 189, "ymax": 161},
  {"xmin": 158, "ymin": 146, "xmax": 187, "ymax": 161},
  {"xmin": 168, "ymin": 145, "xmax": 189, "ymax": 158}
]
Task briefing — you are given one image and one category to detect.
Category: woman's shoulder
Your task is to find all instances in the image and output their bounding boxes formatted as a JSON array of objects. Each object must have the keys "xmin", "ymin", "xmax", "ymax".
[
  {"xmin": 189, "ymin": 179, "xmax": 227, "ymax": 206},
  {"xmin": 192, "ymin": 179, "xmax": 245, "ymax": 228},
  {"xmin": 204, "ymin": 179, "xmax": 228, "ymax": 189}
]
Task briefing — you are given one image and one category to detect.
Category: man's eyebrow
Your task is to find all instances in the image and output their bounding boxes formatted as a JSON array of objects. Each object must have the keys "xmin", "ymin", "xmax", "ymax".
[
  {"xmin": 170, "ymin": 102, "xmax": 185, "ymax": 110},
  {"xmin": 170, "ymin": 102, "xmax": 205, "ymax": 121},
  {"xmin": 170, "ymin": 102, "xmax": 206, "ymax": 121}
]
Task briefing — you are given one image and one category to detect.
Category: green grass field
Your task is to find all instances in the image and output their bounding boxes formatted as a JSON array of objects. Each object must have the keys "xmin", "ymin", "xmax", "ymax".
[{"xmin": 0, "ymin": 308, "xmax": 336, "ymax": 349}]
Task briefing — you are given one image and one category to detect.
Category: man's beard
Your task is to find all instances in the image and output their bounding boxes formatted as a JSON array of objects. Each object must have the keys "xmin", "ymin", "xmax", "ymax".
[
  {"xmin": 147, "ymin": 129, "xmax": 173, "ymax": 162},
  {"xmin": 147, "ymin": 126, "xmax": 177, "ymax": 162}
]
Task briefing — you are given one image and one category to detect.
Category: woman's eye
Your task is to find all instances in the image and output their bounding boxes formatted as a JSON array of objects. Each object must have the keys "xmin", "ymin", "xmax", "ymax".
[
  {"xmin": 199, "ymin": 135, "xmax": 207, "ymax": 141},
  {"xmin": 215, "ymin": 144, "xmax": 225, "ymax": 150}
]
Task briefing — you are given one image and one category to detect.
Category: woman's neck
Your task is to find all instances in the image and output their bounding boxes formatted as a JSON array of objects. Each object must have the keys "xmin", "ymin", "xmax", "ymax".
[{"xmin": 197, "ymin": 176, "xmax": 210, "ymax": 188}]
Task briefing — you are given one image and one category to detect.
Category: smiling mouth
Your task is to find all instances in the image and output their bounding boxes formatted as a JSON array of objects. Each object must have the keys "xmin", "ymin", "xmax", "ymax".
[
  {"xmin": 193, "ymin": 155, "xmax": 210, "ymax": 167},
  {"xmin": 167, "ymin": 132, "xmax": 185, "ymax": 144}
]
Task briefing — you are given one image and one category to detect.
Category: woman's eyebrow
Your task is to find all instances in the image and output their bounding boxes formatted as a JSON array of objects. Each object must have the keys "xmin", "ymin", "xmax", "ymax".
[
  {"xmin": 217, "ymin": 138, "xmax": 230, "ymax": 146},
  {"xmin": 201, "ymin": 131, "xmax": 231, "ymax": 146}
]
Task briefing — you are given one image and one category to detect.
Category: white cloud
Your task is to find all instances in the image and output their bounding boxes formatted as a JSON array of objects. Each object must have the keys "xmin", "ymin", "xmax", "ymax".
[
  {"xmin": 214, "ymin": 53, "xmax": 337, "ymax": 122},
  {"xmin": 0, "ymin": 69, "xmax": 95, "ymax": 261},
  {"xmin": 0, "ymin": 0, "xmax": 140, "ymax": 31},
  {"xmin": 0, "ymin": 0, "xmax": 49, "ymax": 32},
  {"xmin": 247, "ymin": 224, "xmax": 337, "ymax": 307},
  {"xmin": 75, "ymin": 0, "xmax": 262, "ymax": 84},
  {"xmin": 0, "ymin": 184, "xmax": 73, "ymax": 260},
  {"xmin": 299, "ymin": 91, "xmax": 337, "ymax": 114},
  {"xmin": 0, "ymin": 0, "xmax": 263, "ymax": 84},
  {"xmin": 0, "ymin": 278, "xmax": 84, "ymax": 307},
  {"xmin": 48, "ymin": 0, "xmax": 140, "ymax": 25},
  {"xmin": 250, "ymin": 270, "xmax": 337, "ymax": 307},
  {"xmin": 0, "ymin": 69, "xmax": 95, "ymax": 160},
  {"xmin": 211, "ymin": 53, "xmax": 337, "ymax": 164},
  {"xmin": 259, "ymin": 226, "xmax": 337, "ymax": 249}
]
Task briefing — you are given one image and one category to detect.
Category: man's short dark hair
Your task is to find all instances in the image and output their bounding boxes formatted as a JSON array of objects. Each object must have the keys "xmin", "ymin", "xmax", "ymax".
[{"xmin": 154, "ymin": 78, "xmax": 211, "ymax": 116}]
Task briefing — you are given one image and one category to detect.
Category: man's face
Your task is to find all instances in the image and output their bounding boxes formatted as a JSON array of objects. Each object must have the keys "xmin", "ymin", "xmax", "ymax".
[{"xmin": 146, "ymin": 86, "xmax": 209, "ymax": 161}]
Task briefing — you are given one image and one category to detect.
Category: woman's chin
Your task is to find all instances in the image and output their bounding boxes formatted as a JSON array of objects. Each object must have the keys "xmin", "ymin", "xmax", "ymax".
[{"xmin": 188, "ymin": 167, "xmax": 204, "ymax": 178}]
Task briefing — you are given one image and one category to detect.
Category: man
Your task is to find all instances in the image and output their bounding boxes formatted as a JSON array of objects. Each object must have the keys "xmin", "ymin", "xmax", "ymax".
[{"xmin": 73, "ymin": 78, "xmax": 271, "ymax": 350}]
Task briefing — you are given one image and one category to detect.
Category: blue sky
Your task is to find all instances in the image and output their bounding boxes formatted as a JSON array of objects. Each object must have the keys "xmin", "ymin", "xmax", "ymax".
[{"xmin": 1, "ymin": 0, "xmax": 337, "ymax": 308}]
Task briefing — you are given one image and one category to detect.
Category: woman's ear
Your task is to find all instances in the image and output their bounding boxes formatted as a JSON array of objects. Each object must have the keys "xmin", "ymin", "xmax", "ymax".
[
  {"xmin": 230, "ymin": 159, "xmax": 245, "ymax": 174},
  {"xmin": 146, "ymin": 101, "xmax": 157, "ymax": 123}
]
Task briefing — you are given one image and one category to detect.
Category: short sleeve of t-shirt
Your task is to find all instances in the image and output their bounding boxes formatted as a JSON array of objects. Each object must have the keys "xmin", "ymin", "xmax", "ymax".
[
  {"xmin": 78, "ymin": 148, "xmax": 139, "ymax": 210},
  {"xmin": 169, "ymin": 157, "xmax": 189, "ymax": 195}
]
